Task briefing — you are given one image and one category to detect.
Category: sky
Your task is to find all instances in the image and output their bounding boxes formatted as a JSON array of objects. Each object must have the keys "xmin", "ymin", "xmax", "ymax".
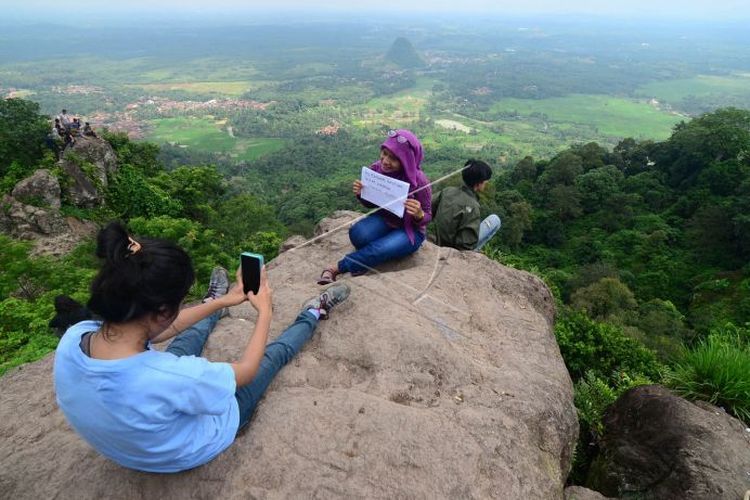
[{"xmin": 6, "ymin": 0, "xmax": 750, "ymax": 20}]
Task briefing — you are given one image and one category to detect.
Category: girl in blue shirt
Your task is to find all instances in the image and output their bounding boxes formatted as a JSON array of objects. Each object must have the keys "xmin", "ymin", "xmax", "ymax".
[{"xmin": 54, "ymin": 222, "xmax": 350, "ymax": 472}]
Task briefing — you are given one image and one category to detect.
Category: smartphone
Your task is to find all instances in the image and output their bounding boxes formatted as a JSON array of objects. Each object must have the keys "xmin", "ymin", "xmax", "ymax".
[{"xmin": 240, "ymin": 252, "xmax": 264, "ymax": 295}]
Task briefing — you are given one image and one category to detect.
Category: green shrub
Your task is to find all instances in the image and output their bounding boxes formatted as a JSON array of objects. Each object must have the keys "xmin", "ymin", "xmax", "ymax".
[
  {"xmin": 0, "ymin": 295, "xmax": 60, "ymax": 375},
  {"xmin": 241, "ymin": 231, "xmax": 284, "ymax": 261},
  {"xmin": 0, "ymin": 238, "xmax": 96, "ymax": 376},
  {"xmin": 667, "ymin": 323, "xmax": 750, "ymax": 423},
  {"xmin": 106, "ymin": 165, "xmax": 182, "ymax": 220},
  {"xmin": 555, "ymin": 308, "xmax": 664, "ymax": 382}
]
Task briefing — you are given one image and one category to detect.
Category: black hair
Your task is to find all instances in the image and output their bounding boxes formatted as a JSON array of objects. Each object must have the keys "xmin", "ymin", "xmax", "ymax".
[
  {"xmin": 87, "ymin": 222, "xmax": 195, "ymax": 327},
  {"xmin": 62, "ymin": 109, "xmax": 67, "ymax": 113},
  {"xmin": 462, "ymin": 159, "xmax": 492, "ymax": 188}
]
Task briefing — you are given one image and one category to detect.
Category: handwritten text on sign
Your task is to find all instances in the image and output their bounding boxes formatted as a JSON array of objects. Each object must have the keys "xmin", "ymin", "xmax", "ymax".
[{"xmin": 360, "ymin": 167, "xmax": 410, "ymax": 218}]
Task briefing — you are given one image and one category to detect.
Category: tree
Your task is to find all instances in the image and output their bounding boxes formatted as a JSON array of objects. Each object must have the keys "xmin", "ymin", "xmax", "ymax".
[
  {"xmin": 571, "ymin": 277, "xmax": 637, "ymax": 320},
  {"xmin": 155, "ymin": 165, "xmax": 225, "ymax": 222},
  {"xmin": 657, "ymin": 108, "xmax": 750, "ymax": 188},
  {"xmin": 211, "ymin": 194, "xmax": 285, "ymax": 247},
  {"xmin": 0, "ymin": 98, "xmax": 49, "ymax": 175},
  {"xmin": 106, "ymin": 165, "xmax": 182, "ymax": 220},
  {"xmin": 546, "ymin": 184, "xmax": 582, "ymax": 221},
  {"xmin": 576, "ymin": 165, "xmax": 624, "ymax": 214},
  {"xmin": 539, "ymin": 151, "xmax": 583, "ymax": 187},
  {"xmin": 510, "ymin": 156, "xmax": 537, "ymax": 184}
]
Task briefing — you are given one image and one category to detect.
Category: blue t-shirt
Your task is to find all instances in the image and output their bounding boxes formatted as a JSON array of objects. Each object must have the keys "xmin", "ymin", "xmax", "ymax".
[{"xmin": 54, "ymin": 320, "xmax": 239, "ymax": 473}]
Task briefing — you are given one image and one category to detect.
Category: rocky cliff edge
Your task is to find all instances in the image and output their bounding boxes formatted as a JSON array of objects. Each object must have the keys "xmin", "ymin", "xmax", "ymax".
[{"xmin": 0, "ymin": 211, "xmax": 577, "ymax": 499}]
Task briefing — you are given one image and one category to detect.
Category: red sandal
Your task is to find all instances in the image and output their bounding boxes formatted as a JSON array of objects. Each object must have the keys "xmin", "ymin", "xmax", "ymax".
[{"xmin": 317, "ymin": 268, "xmax": 339, "ymax": 285}]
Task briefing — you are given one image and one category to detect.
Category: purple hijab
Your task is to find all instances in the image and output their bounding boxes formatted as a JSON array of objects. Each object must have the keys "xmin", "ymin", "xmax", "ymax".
[{"xmin": 367, "ymin": 129, "xmax": 432, "ymax": 244}]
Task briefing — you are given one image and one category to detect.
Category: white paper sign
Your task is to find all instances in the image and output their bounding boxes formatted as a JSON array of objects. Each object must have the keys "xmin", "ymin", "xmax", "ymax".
[{"xmin": 360, "ymin": 167, "xmax": 410, "ymax": 218}]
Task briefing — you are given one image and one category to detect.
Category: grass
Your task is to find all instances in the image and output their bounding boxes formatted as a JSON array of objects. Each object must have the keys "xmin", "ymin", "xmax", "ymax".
[
  {"xmin": 489, "ymin": 94, "xmax": 682, "ymax": 139},
  {"xmin": 145, "ymin": 117, "xmax": 285, "ymax": 161},
  {"xmin": 667, "ymin": 333, "xmax": 750, "ymax": 424},
  {"xmin": 636, "ymin": 74, "xmax": 750, "ymax": 103}
]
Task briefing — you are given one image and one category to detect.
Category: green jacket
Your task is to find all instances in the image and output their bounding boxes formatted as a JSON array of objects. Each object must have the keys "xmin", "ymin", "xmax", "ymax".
[{"xmin": 431, "ymin": 185, "xmax": 481, "ymax": 250}]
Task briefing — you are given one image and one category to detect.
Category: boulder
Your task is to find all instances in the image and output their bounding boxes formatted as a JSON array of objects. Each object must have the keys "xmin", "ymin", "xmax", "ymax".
[
  {"xmin": 29, "ymin": 216, "xmax": 99, "ymax": 258},
  {"xmin": 59, "ymin": 136, "xmax": 118, "ymax": 207},
  {"xmin": 0, "ymin": 211, "xmax": 577, "ymax": 499},
  {"xmin": 279, "ymin": 234, "xmax": 308, "ymax": 253},
  {"xmin": 587, "ymin": 384, "xmax": 750, "ymax": 499},
  {"xmin": 0, "ymin": 194, "xmax": 67, "ymax": 239},
  {"xmin": 11, "ymin": 169, "xmax": 61, "ymax": 209}
]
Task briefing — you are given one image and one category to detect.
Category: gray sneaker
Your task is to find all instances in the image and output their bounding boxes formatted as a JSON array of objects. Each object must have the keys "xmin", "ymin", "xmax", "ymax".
[
  {"xmin": 203, "ymin": 267, "xmax": 230, "ymax": 317},
  {"xmin": 301, "ymin": 283, "xmax": 351, "ymax": 320}
]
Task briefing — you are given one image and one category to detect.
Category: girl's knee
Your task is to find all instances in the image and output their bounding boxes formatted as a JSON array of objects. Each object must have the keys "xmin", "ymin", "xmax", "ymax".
[{"xmin": 349, "ymin": 223, "xmax": 371, "ymax": 249}]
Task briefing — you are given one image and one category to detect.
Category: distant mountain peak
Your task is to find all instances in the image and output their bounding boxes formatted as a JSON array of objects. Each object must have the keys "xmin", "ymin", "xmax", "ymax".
[{"xmin": 385, "ymin": 37, "xmax": 425, "ymax": 68}]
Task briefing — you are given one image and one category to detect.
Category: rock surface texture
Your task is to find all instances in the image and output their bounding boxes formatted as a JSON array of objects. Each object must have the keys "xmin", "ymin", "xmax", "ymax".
[
  {"xmin": 59, "ymin": 136, "xmax": 118, "ymax": 207},
  {"xmin": 10, "ymin": 169, "xmax": 61, "ymax": 209},
  {"xmin": 588, "ymin": 384, "xmax": 750, "ymax": 499},
  {"xmin": 0, "ymin": 193, "xmax": 67, "ymax": 239},
  {"xmin": 0, "ymin": 211, "xmax": 577, "ymax": 499}
]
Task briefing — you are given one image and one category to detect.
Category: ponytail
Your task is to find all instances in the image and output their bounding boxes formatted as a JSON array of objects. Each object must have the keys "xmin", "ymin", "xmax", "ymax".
[{"xmin": 88, "ymin": 222, "xmax": 195, "ymax": 325}]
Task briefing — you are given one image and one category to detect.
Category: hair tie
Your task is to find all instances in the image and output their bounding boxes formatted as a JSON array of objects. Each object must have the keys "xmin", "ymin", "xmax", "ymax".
[{"xmin": 127, "ymin": 237, "xmax": 142, "ymax": 256}]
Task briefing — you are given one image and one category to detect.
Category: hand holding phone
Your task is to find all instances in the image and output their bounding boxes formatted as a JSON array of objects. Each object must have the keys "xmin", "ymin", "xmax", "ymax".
[{"xmin": 241, "ymin": 252, "xmax": 264, "ymax": 295}]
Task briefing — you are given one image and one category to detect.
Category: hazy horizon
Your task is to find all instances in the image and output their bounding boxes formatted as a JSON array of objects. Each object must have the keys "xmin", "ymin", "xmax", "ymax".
[{"xmin": 4, "ymin": 0, "xmax": 750, "ymax": 25}]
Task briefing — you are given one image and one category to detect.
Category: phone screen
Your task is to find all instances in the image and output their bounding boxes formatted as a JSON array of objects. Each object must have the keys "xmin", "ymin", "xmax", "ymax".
[{"xmin": 241, "ymin": 252, "xmax": 264, "ymax": 295}]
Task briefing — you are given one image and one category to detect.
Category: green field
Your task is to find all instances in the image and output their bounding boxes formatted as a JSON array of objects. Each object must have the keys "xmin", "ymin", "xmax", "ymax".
[
  {"xmin": 360, "ymin": 77, "xmax": 436, "ymax": 124},
  {"xmin": 145, "ymin": 117, "xmax": 286, "ymax": 161},
  {"xmin": 636, "ymin": 74, "xmax": 750, "ymax": 102},
  {"xmin": 489, "ymin": 94, "xmax": 682, "ymax": 139},
  {"xmin": 128, "ymin": 81, "xmax": 261, "ymax": 97}
]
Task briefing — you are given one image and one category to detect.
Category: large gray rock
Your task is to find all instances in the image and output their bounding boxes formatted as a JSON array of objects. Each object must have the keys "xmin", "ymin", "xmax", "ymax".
[
  {"xmin": 0, "ymin": 211, "xmax": 577, "ymax": 499},
  {"xmin": 11, "ymin": 169, "xmax": 61, "ymax": 209},
  {"xmin": 60, "ymin": 136, "xmax": 118, "ymax": 207},
  {"xmin": 587, "ymin": 384, "xmax": 750, "ymax": 499},
  {"xmin": 0, "ymin": 194, "xmax": 67, "ymax": 239}
]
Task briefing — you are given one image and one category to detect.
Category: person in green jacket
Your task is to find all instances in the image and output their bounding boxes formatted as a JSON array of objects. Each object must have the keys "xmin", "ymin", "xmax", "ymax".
[{"xmin": 431, "ymin": 159, "xmax": 501, "ymax": 251}]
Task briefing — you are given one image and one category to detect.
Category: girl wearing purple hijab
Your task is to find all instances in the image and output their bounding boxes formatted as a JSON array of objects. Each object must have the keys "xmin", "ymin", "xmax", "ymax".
[{"xmin": 318, "ymin": 129, "xmax": 432, "ymax": 284}]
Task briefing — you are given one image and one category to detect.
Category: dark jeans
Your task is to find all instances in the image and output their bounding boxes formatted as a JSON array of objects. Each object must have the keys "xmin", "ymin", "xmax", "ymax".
[
  {"xmin": 166, "ymin": 310, "xmax": 318, "ymax": 432},
  {"xmin": 165, "ymin": 312, "xmax": 221, "ymax": 357},
  {"xmin": 338, "ymin": 214, "xmax": 425, "ymax": 274}
]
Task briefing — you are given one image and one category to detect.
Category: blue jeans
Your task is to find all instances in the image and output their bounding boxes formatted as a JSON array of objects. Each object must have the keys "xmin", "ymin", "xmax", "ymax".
[
  {"xmin": 166, "ymin": 312, "xmax": 221, "ymax": 357},
  {"xmin": 166, "ymin": 310, "xmax": 319, "ymax": 432},
  {"xmin": 475, "ymin": 214, "xmax": 501, "ymax": 251},
  {"xmin": 234, "ymin": 311, "xmax": 318, "ymax": 430},
  {"xmin": 338, "ymin": 214, "xmax": 425, "ymax": 274}
]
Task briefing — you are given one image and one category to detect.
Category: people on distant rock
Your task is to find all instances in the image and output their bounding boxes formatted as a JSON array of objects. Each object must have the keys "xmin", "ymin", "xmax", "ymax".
[
  {"xmin": 318, "ymin": 129, "xmax": 432, "ymax": 284},
  {"xmin": 70, "ymin": 117, "xmax": 81, "ymax": 135},
  {"xmin": 62, "ymin": 129, "xmax": 76, "ymax": 150},
  {"xmin": 82, "ymin": 121, "xmax": 98, "ymax": 138},
  {"xmin": 46, "ymin": 122, "xmax": 62, "ymax": 156},
  {"xmin": 58, "ymin": 109, "xmax": 71, "ymax": 130},
  {"xmin": 53, "ymin": 118, "xmax": 64, "ymax": 135},
  {"xmin": 53, "ymin": 222, "xmax": 351, "ymax": 473},
  {"xmin": 431, "ymin": 159, "xmax": 501, "ymax": 251}
]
